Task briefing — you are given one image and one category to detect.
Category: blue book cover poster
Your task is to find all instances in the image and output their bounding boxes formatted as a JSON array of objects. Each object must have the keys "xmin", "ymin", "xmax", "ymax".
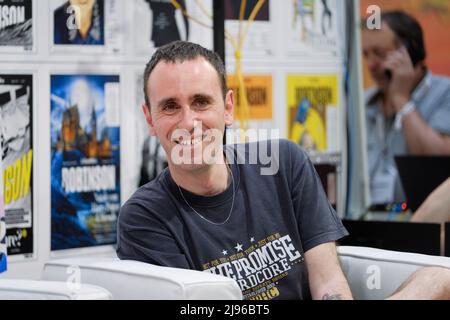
[
  {"xmin": 0, "ymin": 74, "xmax": 33, "ymax": 257},
  {"xmin": 50, "ymin": 74, "xmax": 120, "ymax": 251}
]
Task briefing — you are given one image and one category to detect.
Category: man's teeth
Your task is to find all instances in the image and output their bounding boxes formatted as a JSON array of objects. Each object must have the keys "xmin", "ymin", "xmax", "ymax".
[{"xmin": 179, "ymin": 137, "xmax": 202, "ymax": 146}]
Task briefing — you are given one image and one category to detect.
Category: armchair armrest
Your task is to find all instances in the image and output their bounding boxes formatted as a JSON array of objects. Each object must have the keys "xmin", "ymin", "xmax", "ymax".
[
  {"xmin": 0, "ymin": 279, "xmax": 112, "ymax": 300},
  {"xmin": 42, "ymin": 257, "xmax": 243, "ymax": 300},
  {"xmin": 338, "ymin": 246, "xmax": 450, "ymax": 300}
]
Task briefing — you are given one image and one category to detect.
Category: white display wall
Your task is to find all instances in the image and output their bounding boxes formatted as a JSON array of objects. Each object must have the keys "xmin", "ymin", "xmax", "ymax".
[{"xmin": 0, "ymin": 0, "xmax": 348, "ymax": 280}]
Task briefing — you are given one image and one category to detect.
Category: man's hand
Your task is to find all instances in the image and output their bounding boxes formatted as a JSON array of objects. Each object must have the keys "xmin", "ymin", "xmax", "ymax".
[{"xmin": 384, "ymin": 46, "xmax": 420, "ymax": 111}]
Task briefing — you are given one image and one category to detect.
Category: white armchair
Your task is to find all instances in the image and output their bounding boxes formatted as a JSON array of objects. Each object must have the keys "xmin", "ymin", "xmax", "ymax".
[{"xmin": 42, "ymin": 257, "xmax": 243, "ymax": 300}]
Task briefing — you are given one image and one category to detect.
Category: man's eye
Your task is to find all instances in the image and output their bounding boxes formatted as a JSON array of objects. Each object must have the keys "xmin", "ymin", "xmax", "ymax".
[
  {"xmin": 194, "ymin": 99, "xmax": 209, "ymax": 108},
  {"xmin": 163, "ymin": 104, "xmax": 178, "ymax": 112},
  {"xmin": 374, "ymin": 49, "xmax": 386, "ymax": 59}
]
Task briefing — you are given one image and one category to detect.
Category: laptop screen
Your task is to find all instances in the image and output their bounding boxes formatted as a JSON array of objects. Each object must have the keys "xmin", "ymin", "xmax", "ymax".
[
  {"xmin": 340, "ymin": 219, "xmax": 441, "ymax": 255},
  {"xmin": 395, "ymin": 156, "xmax": 450, "ymax": 212}
]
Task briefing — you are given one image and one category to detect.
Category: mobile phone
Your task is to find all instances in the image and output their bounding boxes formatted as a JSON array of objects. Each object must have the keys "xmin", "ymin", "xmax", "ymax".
[{"xmin": 385, "ymin": 39, "xmax": 419, "ymax": 80}]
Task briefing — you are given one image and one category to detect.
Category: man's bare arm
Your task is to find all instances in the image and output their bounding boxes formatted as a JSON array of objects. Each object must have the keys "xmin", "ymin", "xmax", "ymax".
[
  {"xmin": 402, "ymin": 109, "xmax": 450, "ymax": 155},
  {"xmin": 304, "ymin": 242, "xmax": 353, "ymax": 300}
]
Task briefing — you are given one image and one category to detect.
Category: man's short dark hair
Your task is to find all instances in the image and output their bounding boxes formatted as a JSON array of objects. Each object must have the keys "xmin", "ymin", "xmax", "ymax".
[
  {"xmin": 143, "ymin": 41, "xmax": 227, "ymax": 108},
  {"xmin": 363, "ymin": 10, "xmax": 426, "ymax": 65}
]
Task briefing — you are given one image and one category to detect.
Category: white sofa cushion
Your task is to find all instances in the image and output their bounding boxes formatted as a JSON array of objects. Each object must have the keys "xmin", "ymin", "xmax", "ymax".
[
  {"xmin": 338, "ymin": 246, "xmax": 450, "ymax": 300},
  {"xmin": 0, "ymin": 279, "xmax": 112, "ymax": 300},
  {"xmin": 42, "ymin": 257, "xmax": 243, "ymax": 300}
]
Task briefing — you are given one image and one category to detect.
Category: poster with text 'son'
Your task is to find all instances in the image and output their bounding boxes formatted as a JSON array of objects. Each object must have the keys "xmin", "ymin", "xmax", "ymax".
[
  {"xmin": 227, "ymin": 74, "xmax": 272, "ymax": 120},
  {"xmin": 285, "ymin": 0, "xmax": 339, "ymax": 57},
  {"xmin": 224, "ymin": 0, "xmax": 273, "ymax": 57},
  {"xmin": 50, "ymin": 74, "xmax": 120, "ymax": 251},
  {"xmin": 0, "ymin": 114, "xmax": 6, "ymax": 272},
  {"xmin": 0, "ymin": 0, "xmax": 33, "ymax": 52},
  {"xmin": 0, "ymin": 74, "xmax": 33, "ymax": 258},
  {"xmin": 134, "ymin": 0, "xmax": 213, "ymax": 55},
  {"xmin": 50, "ymin": 0, "xmax": 123, "ymax": 54},
  {"xmin": 287, "ymin": 74, "xmax": 339, "ymax": 152}
]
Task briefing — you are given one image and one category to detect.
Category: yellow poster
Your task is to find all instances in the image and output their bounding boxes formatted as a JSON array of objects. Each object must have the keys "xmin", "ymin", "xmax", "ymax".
[
  {"xmin": 287, "ymin": 75, "xmax": 338, "ymax": 152},
  {"xmin": 227, "ymin": 75, "xmax": 272, "ymax": 120}
]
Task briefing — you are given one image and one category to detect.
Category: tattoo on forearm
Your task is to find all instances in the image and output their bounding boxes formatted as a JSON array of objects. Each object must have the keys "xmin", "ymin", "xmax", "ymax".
[{"xmin": 322, "ymin": 293, "xmax": 343, "ymax": 300}]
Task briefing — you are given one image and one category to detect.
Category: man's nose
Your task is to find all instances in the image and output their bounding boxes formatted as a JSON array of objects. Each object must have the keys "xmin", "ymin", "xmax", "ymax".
[
  {"xmin": 366, "ymin": 54, "xmax": 381, "ymax": 72},
  {"xmin": 178, "ymin": 106, "xmax": 198, "ymax": 132}
]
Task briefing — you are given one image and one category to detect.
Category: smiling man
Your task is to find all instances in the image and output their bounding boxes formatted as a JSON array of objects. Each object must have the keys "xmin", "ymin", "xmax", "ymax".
[
  {"xmin": 116, "ymin": 41, "xmax": 352, "ymax": 300},
  {"xmin": 116, "ymin": 41, "xmax": 450, "ymax": 300}
]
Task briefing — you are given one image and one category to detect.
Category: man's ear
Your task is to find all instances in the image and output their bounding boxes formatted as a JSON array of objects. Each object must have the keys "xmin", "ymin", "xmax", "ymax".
[
  {"xmin": 224, "ymin": 89, "xmax": 234, "ymax": 126},
  {"xmin": 142, "ymin": 103, "xmax": 157, "ymax": 136}
]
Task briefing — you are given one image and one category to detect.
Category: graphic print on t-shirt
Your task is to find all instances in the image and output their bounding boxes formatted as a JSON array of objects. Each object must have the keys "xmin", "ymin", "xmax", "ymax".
[{"xmin": 202, "ymin": 232, "xmax": 303, "ymax": 300}]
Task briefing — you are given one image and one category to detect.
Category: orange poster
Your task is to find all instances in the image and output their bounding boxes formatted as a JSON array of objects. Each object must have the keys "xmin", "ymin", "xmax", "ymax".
[
  {"xmin": 360, "ymin": 0, "xmax": 450, "ymax": 88},
  {"xmin": 227, "ymin": 75, "xmax": 273, "ymax": 120}
]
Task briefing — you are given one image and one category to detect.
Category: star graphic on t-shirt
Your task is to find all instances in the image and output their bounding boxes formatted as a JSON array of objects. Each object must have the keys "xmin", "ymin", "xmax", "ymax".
[
  {"xmin": 222, "ymin": 250, "xmax": 228, "ymax": 256},
  {"xmin": 235, "ymin": 243, "xmax": 243, "ymax": 252}
]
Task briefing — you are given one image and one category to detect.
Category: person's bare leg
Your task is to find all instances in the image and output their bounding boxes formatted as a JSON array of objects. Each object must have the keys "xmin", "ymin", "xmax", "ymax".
[{"xmin": 387, "ymin": 267, "xmax": 450, "ymax": 300}]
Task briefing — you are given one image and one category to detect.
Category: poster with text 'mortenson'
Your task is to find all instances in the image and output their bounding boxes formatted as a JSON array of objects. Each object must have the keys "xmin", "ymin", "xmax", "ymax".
[
  {"xmin": 50, "ymin": 74, "xmax": 120, "ymax": 251},
  {"xmin": 0, "ymin": 74, "xmax": 34, "ymax": 258},
  {"xmin": 0, "ymin": 0, "xmax": 33, "ymax": 52}
]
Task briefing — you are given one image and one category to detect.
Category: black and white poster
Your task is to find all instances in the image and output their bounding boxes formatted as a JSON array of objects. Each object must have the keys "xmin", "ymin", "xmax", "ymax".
[
  {"xmin": 285, "ymin": 0, "xmax": 339, "ymax": 56},
  {"xmin": 0, "ymin": 0, "xmax": 33, "ymax": 52},
  {"xmin": 134, "ymin": 0, "xmax": 213, "ymax": 55},
  {"xmin": 0, "ymin": 74, "xmax": 34, "ymax": 257},
  {"xmin": 224, "ymin": 0, "xmax": 273, "ymax": 57},
  {"xmin": 50, "ymin": 0, "xmax": 123, "ymax": 54}
]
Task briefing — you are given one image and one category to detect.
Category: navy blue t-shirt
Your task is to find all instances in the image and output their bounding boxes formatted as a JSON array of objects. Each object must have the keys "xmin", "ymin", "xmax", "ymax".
[{"xmin": 117, "ymin": 139, "xmax": 348, "ymax": 300}]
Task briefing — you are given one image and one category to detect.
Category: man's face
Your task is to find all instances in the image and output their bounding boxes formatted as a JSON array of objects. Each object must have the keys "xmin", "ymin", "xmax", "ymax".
[
  {"xmin": 144, "ymin": 57, "xmax": 234, "ymax": 171},
  {"xmin": 362, "ymin": 22, "xmax": 398, "ymax": 90}
]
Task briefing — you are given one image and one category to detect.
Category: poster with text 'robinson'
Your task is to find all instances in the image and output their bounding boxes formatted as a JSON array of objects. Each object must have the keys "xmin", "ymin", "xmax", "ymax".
[{"xmin": 50, "ymin": 74, "xmax": 120, "ymax": 251}]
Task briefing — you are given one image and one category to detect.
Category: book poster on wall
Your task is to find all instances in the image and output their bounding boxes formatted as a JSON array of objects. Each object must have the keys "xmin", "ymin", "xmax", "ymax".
[
  {"xmin": 50, "ymin": 74, "xmax": 120, "ymax": 251},
  {"xmin": 285, "ymin": 0, "xmax": 338, "ymax": 56},
  {"xmin": 225, "ymin": 0, "xmax": 273, "ymax": 57},
  {"xmin": 287, "ymin": 74, "xmax": 339, "ymax": 152},
  {"xmin": 0, "ymin": 74, "xmax": 34, "ymax": 258},
  {"xmin": 50, "ymin": 0, "xmax": 123, "ymax": 54},
  {"xmin": 227, "ymin": 74, "xmax": 272, "ymax": 120},
  {"xmin": 134, "ymin": 0, "xmax": 213, "ymax": 55},
  {"xmin": 0, "ymin": 0, "xmax": 33, "ymax": 52},
  {"xmin": 0, "ymin": 113, "xmax": 6, "ymax": 272}
]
